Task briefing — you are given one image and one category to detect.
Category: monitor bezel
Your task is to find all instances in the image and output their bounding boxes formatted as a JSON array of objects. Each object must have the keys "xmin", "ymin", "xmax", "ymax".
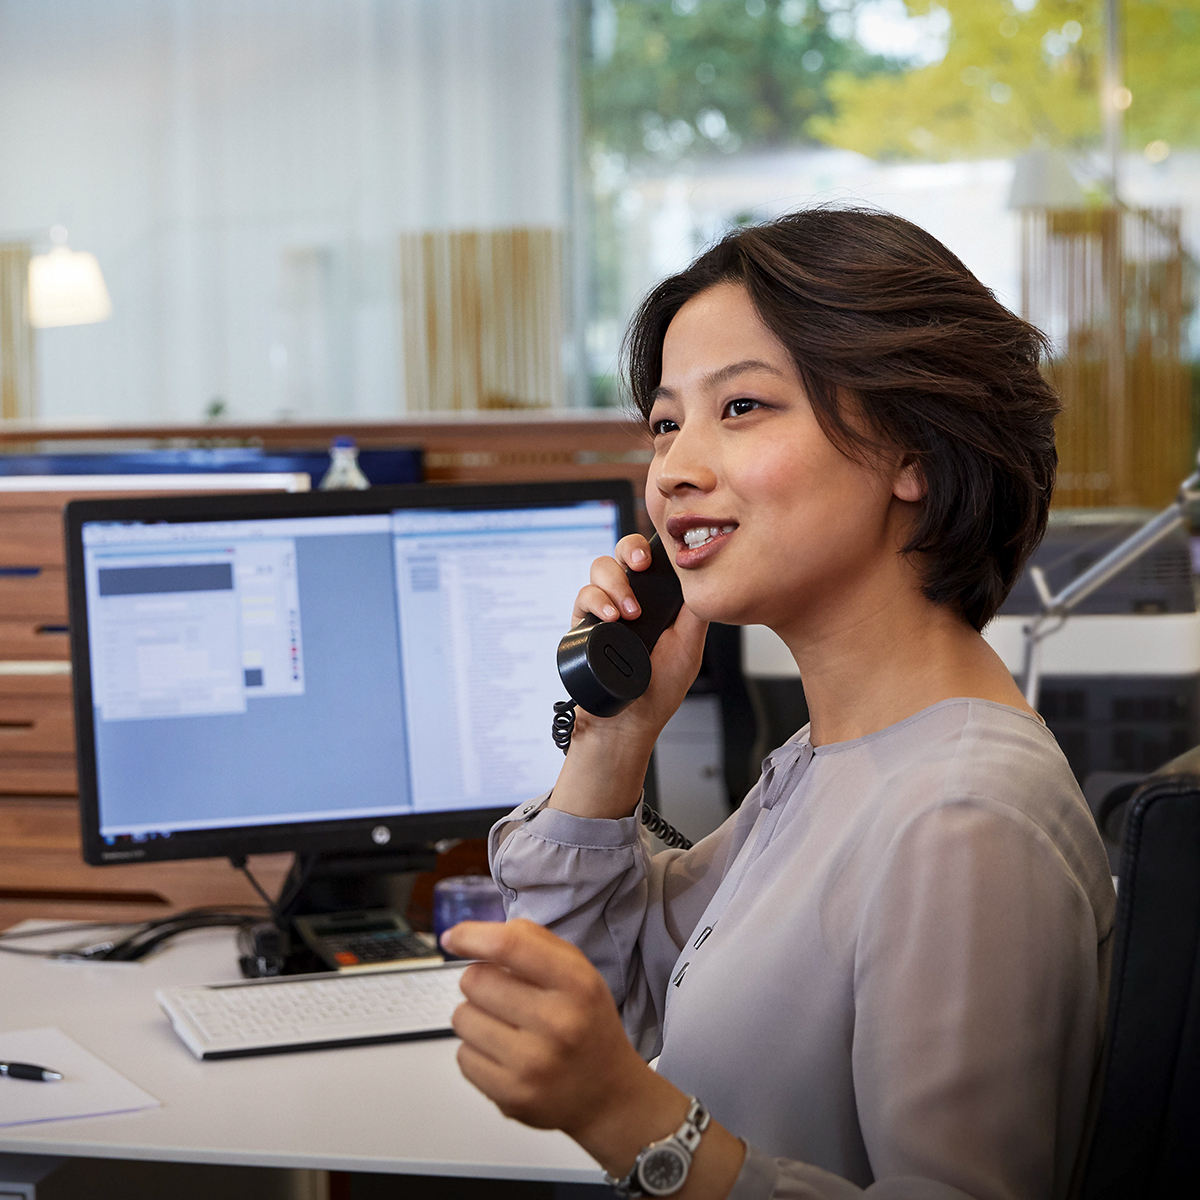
[{"xmin": 65, "ymin": 480, "xmax": 637, "ymax": 866}]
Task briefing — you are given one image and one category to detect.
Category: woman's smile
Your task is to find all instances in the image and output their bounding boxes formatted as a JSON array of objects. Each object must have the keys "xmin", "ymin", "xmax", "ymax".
[{"xmin": 667, "ymin": 515, "xmax": 738, "ymax": 567}]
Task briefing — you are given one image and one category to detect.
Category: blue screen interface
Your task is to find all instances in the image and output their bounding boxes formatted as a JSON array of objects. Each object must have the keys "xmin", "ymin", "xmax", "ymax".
[{"xmin": 81, "ymin": 502, "xmax": 619, "ymax": 841}]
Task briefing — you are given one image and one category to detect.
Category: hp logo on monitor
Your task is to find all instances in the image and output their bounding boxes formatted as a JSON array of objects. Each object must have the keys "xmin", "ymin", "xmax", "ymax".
[{"xmin": 371, "ymin": 825, "xmax": 391, "ymax": 845}]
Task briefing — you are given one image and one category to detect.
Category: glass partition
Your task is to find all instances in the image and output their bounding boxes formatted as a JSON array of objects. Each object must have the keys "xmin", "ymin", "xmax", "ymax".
[{"xmin": 0, "ymin": 0, "xmax": 569, "ymax": 424}]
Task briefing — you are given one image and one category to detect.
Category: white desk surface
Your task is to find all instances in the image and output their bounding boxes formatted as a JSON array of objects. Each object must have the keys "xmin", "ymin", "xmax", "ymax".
[{"xmin": 0, "ymin": 923, "xmax": 602, "ymax": 1182}]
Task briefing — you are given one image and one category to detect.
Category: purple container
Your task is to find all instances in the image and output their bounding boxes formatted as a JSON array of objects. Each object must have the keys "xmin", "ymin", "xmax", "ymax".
[{"xmin": 434, "ymin": 874, "xmax": 506, "ymax": 953}]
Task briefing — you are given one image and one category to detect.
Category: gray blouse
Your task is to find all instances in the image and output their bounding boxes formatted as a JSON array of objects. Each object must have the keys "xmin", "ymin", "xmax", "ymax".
[{"xmin": 490, "ymin": 699, "xmax": 1116, "ymax": 1200}]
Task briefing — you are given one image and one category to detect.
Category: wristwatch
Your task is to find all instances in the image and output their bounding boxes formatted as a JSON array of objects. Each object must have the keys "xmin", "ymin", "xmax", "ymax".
[{"xmin": 606, "ymin": 1096, "xmax": 711, "ymax": 1197}]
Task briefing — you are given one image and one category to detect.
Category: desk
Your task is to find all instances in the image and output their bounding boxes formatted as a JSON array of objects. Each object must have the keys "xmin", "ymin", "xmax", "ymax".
[{"xmin": 0, "ymin": 923, "xmax": 603, "ymax": 1185}]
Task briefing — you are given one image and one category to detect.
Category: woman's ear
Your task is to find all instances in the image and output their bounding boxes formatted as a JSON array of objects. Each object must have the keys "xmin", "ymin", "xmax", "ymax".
[{"xmin": 893, "ymin": 456, "xmax": 926, "ymax": 503}]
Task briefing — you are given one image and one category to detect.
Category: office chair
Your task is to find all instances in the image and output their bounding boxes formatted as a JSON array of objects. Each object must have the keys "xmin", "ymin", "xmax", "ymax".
[{"xmin": 1075, "ymin": 744, "xmax": 1200, "ymax": 1199}]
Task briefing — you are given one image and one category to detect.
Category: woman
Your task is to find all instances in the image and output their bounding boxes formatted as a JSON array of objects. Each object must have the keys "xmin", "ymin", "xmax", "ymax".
[{"xmin": 442, "ymin": 209, "xmax": 1115, "ymax": 1200}]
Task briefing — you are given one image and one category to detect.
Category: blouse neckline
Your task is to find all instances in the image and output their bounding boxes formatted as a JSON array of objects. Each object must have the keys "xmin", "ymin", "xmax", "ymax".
[{"xmin": 795, "ymin": 696, "xmax": 1051, "ymax": 759}]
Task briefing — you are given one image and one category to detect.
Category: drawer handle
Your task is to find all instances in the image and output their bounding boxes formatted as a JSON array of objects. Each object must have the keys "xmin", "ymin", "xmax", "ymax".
[
  {"xmin": 0, "ymin": 886, "xmax": 169, "ymax": 906},
  {"xmin": 0, "ymin": 720, "xmax": 35, "ymax": 732},
  {"xmin": 0, "ymin": 566, "xmax": 41, "ymax": 577},
  {"xmin": 36, "ymin": 624, "xmax": 69, "ymax": 635}
]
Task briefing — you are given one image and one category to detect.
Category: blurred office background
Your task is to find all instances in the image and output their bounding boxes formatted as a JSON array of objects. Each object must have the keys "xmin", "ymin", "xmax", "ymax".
[
  {"xmin": 580, "ymin": 0, "xmax": 1199, "ymax": 509},
  {"xmin": 0, "ymin": 0, "xmax": 1195, "ymax": 499},
  {"xmin": 1, "ymin": 0, "xmax": 1199, "ymax": 856},
  {"xmin": 0, "ymin": 0, "xmax": 569, "ymax": 424}
]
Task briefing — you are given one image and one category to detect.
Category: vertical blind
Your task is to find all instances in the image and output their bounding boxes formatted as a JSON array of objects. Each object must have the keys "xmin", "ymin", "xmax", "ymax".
[
  {"xmin": 1022, "ymin": 207, "xmax": 1191, "ymax": 508},
  {"xmin": 0, "ymin": 243, "xmax": 35, "ymax": 421},
  {"xmin": 399, "ymin": 228, "xmax": 564, "ymax": 412}
]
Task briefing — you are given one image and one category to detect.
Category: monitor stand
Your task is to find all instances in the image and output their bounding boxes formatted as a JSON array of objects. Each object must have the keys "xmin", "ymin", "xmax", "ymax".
[
  {"xmin": 279, "ymin": 847, "xmax": 438, "ymax": 919},
  {"xmin": 237, "ymin": 846, "xmax": 439, "ymax": 976}
]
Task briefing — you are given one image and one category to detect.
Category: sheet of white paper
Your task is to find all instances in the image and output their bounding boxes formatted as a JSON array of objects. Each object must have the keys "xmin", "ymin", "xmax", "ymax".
[{"xmin": 0, "ymin": 1027, "xmax": 160, "ymax": 1128}]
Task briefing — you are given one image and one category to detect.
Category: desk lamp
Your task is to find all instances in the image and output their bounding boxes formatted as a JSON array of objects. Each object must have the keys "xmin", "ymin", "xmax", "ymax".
[{"xmin": 1021, "ymin": 448, "xmax": 1200, "ymax": 710}]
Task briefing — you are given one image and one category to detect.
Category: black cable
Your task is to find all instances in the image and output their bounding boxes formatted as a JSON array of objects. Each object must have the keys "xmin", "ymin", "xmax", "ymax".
[
  {"xmin": 638, "ymin": 805, "xmax": 693, "ymax": 850},
  {"xmin": 230, "ymin": 853, "xmax": 319, "ymax": 927},
  {"xmin": 0, "ymin": 919, "xmax": 142, "ymax": 942},
  {"xmin": 552, "ymin": 699, "xmax": 577, "ymax": 753},
  {"xmin": 552, "ymin": 699, "xmax": 693, "ymax": 851},
  {"xmin": 0, "ymin": 918, "xmax": 137, "ymax": 959},
  {"xmin": 93, "ymin": 907, "xmax": 264, "ymax": 961},
  {"xmin": 231, "ymin": 855, "xmax": 281, "ymax": 922},
  {"xmin": 0, "ymin": 942, "xmax": 99, "ymax": 960},
  {"xmin": 0, "ymin": 907, "xmax": 266, "ymax": 961},
  {"xmin": 273, "ymin": 854, "xmax": 319, "ymax": 918},
  {"xmin": 100, "ymin": 912, "xmax": 261, "ymax": 962},
  {"xmin": 228, "ymin": 856, "xmax": 310, "ymax": 976}
]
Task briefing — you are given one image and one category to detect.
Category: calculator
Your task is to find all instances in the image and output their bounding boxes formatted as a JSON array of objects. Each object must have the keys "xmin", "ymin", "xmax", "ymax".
[{"xmin": 292, "ymin": 909, "xmax": 442, "ymax": 973}]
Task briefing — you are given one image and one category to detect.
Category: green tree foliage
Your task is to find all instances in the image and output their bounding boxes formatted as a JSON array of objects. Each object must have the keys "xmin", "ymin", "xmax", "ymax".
[
  {"xmin": 1123, "ymin": 0, "xmax": 1200, "ymax": 151},
  {"xmin": 585, "ymin": 0, "xmax": 895, "ymax": 162},
  {"xmin": 811, "ymin": 0, "xmax": 1200, "ymax": 161}
]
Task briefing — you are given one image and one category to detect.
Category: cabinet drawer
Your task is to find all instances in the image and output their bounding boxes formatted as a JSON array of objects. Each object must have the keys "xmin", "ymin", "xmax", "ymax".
[
  {"xmin": 0, "ymin": 567, "xmax": 67, "ymax": 619},
  {"xmin": 0, "ymin": 618, "xmax": 70, "ymax": 660},
  {"xmin": 0, "ymin": 693, "xmax": 76, "ymax": 754},
  {"xmin": 0, "ymin": 752, "xmax": 77, "ymax": 795},
  {"xmin": 0, "ymin": 509, "xmax": 65, "ymax": 567},
  {"xmin": 0, "ymin": 670, "xmax": 72, "ymax": 697}
]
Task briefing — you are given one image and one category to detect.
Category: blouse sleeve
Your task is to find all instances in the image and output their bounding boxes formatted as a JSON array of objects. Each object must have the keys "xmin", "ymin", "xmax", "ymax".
[
  {"xmin": 489, "ymin": 793, "xmax": 744, "ymax": 1058},
  {"xmin": 726, "ymin": 797, "xmax": 1110, "ymax": 1200}
]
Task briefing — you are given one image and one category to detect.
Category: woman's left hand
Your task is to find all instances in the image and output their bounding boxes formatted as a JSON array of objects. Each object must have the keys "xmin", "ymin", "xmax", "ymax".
[{"xmin": 444, "ymin": 918, "xmax": 747, "ymax": 1196}]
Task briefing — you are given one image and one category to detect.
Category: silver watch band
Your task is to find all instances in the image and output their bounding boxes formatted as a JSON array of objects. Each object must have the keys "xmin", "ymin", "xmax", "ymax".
[{"xmin": 606, "ymin": 1095, "xmax": 711, "ymax": 1197}]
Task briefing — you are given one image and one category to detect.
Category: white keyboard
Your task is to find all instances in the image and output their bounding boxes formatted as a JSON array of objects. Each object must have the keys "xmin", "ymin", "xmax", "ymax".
[{"xmin": 157, "ymin": 962, "xmax": 469, "ymax": 1060}]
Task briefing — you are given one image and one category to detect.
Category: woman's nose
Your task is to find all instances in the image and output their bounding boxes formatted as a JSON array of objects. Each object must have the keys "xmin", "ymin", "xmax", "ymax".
[{"xmin": 653, "ymin": 424, "xmax": 718, "ymax": 497}]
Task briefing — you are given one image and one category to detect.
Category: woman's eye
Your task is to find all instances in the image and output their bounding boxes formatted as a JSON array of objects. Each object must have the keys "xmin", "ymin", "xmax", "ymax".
[
  {"xmin": 726, "ymin": 398, "xmax": 761, "ymax": 417},
  {"xmin": 651, "ymin": 418, "xmax": 679, "ymax": 436}
]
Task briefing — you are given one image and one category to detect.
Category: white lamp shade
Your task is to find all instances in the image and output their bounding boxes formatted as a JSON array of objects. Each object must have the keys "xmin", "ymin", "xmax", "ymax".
[
  {"xmin": 1008, "ymin": 147, "xmax": 1086, "ymax": 210},
  {"xmin": 27, "ymin": 246, "xmax": 113, "ymax": 328}
]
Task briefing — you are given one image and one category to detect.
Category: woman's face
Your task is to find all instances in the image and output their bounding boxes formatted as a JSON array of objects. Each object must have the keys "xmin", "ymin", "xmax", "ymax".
[{"xmin": 645, "ymin": 282, "xmax": 920, "ymax": 636}]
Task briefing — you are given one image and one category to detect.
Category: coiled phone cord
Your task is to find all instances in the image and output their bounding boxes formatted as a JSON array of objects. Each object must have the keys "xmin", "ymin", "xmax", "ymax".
[{"xmin": 552, "ymin": 700, "xmax": 693, "ymax": 850}]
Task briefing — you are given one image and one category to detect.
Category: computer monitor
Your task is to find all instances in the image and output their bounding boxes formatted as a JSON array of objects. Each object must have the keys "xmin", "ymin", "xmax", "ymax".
[{"xmin": 65, "ymin": 481, "xmax": 634, "ymax": 876}]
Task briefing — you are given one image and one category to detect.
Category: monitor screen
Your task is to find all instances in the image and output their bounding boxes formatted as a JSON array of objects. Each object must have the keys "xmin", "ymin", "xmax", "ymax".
[{"xmin": 66, "ymin": 482, "xmax": 634, "ymax": 865}]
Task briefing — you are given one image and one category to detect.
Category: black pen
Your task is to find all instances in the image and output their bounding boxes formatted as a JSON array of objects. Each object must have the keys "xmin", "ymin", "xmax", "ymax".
[{"xmin": 0, "ymin": 1061, "xmax": 63, "ymax": 1082}]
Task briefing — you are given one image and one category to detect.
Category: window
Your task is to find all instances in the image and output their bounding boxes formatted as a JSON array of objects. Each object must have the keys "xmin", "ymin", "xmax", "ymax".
[{"xmin": 579, "ymin": 0, "xmax": 1200, "ymax": 505}]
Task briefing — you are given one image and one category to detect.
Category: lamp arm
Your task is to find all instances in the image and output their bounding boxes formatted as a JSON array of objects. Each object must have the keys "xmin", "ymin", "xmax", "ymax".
[
  {"xmin": 1020, "ymin": 463, "xmax": 1200, "ymax": 709},
  {"xmin": 1042, "ymin": 495, "xmax": 1191, "ymax": 619}
]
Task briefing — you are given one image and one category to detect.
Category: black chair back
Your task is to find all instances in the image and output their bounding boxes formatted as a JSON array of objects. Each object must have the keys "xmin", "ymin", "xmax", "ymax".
[{"xmin": 1077, "ymin": 744, "xmax": 1200, "ymax": 1198}]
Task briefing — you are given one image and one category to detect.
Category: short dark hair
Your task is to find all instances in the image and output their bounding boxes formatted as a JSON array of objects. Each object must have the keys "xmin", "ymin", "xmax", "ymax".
[{"xmin": 623, "ymin": 207, "xmax": 1059, "ymax": 631}]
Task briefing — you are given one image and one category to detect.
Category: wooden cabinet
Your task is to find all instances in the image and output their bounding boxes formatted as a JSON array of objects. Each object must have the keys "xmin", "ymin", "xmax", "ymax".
[
  {"xmin": 0, "ymin": 492, "xmax": 77, "ymax": 798},
  {"xmin": 0, "ymin": 796, "xmax": 293, "ymax": 928},
  {"xmin": 0, "ymin": 507, "xmax": 65, "ymax": 564},
  {"xmin": 0, "ymin": 618, "xmax": 70, "ymax": 660},
  {"xmin": 0, "ymin": 673, "xmax": 77, "ymax": 795},
  {"xmin": 0, "ymin": 567, "xmax": 67, "ymax": 619}
]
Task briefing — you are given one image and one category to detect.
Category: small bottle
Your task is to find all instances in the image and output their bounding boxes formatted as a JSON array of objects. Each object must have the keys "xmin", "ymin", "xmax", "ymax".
[{"xmin": 319, "ymin": 436, "xmax": 370, "ymax": 490}]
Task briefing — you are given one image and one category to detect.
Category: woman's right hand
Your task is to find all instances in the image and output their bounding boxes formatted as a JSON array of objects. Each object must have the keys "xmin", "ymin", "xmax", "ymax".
[{"xmin": 551, "ymin": 533, "xmax": 708, "ymax": 820}]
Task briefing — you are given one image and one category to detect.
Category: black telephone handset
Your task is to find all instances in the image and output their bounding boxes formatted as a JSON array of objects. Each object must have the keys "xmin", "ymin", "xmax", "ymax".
[
  {"xmin": 552, "ymin": 535, "xmax": 692, "ymax": 850},
  {"xmin": 556, "ymin": 533, "xmax": 684, "ymax": 718}
]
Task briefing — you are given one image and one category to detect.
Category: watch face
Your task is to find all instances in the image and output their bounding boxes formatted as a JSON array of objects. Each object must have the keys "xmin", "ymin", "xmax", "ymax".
[{"xmin": 638, "ymin": 1145, "xmax": 688, "ymax": 1195}]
